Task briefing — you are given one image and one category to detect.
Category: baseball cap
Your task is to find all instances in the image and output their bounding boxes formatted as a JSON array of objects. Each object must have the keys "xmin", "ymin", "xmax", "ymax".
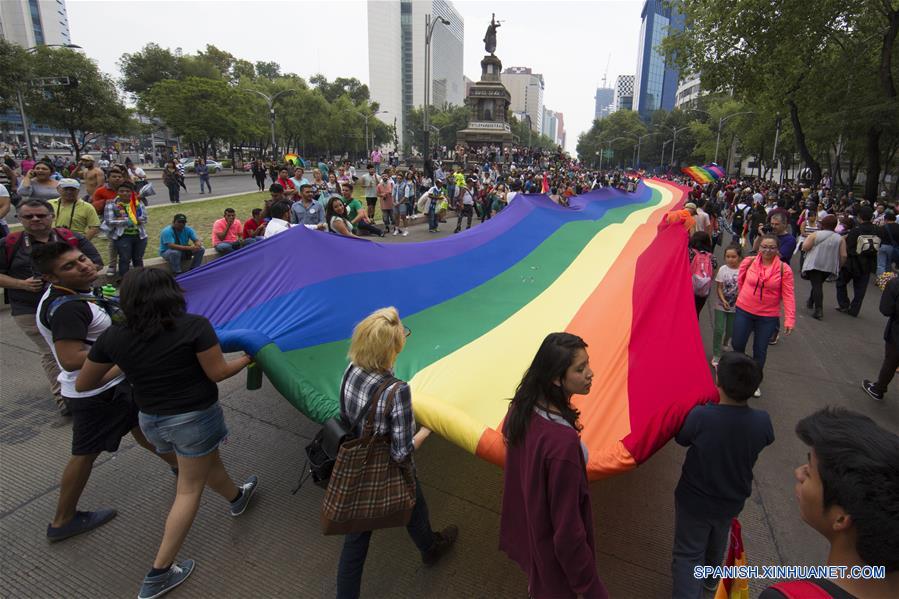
[
  {"xmin": 81, "ymin": 155, "xmax": 95, "ymax": 163},
  {"xmin": 57, "ymin": 178, "xmax": 80, "ymax": 189},
  {"xmin": 173, "ymin": 213, "xmax": 187, "ymax": 222}
]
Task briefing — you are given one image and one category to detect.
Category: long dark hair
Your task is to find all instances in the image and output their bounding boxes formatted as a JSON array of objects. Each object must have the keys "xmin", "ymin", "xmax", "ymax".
[
  {"xmin": 503, "ymin": 332, "xmax": 587, "ymax": 446},
  {"xmin": 119, "ymin": 268, "xmax": 186, "ymax": 339},
  {"xmin": 325, "ymin": 196, "xmax": 344, "ymax": 232}
]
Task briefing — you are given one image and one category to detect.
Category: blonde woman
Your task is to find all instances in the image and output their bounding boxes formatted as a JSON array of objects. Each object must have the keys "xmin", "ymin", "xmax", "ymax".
[{"xmin": 336, "ymin": 307, "xmax": 458, "ymax": 599}]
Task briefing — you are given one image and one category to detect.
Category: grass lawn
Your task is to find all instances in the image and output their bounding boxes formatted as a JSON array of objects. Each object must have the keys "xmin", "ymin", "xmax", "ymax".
[
  {"xmin": 89, "ymin": 185, "xmax": 379, "ymax": 258},
  {"xmin": 90, "ymin": 191, "xmax": 270, "ymax": 257}
]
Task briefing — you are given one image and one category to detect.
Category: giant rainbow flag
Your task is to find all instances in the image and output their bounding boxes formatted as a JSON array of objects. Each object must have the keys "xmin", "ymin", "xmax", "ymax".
[{"xmin": 181, "ymin": 179, "xmax": 716, "ymax": 479}]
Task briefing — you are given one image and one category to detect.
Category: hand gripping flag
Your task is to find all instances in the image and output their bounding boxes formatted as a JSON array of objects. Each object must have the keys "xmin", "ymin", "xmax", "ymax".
[{"xmin": 715, "ymin": 519, "xmax": 750, "ymax": 599}]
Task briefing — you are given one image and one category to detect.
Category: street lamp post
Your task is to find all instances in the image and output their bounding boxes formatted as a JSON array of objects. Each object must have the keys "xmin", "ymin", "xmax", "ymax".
[
  {"xmin": 714, "ymin": 111, "xmax": 754, "ymax": 164},
  {"xmin": 661, "ymin": 139, "xmax": 672, "ymax": 170},
  {"xmin": 19, "ymin": 44, "xmax": 82, "ymax": 159},
  {"xmin": 599, "ymin": 136, "xmax": 626, "ymax": 170},
  {"xmin": 670, "ymin": 125, "xmax": 691, "ymax": 167},
  {"xmin": 635, "ymin": 132, "xmax": 655, "ymax": 169},
  {"xmin": 356, "ymin": 109, "xmax": 388, "ymax": 160},
  {"xmin": 246, "ymin": 89, "xmax": 295, "ymax": 160},
  {"xmin": 423, "ymin": 14, "xmax": 451, "ymax": 162}
]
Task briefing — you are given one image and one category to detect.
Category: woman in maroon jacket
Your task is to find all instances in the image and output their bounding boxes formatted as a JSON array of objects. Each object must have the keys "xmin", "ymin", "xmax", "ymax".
[{"xmin": 500, "ymin": 332, "xmax": 609, "ymax": 599}]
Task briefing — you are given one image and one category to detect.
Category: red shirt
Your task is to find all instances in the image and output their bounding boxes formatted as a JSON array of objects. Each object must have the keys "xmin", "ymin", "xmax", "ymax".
[
  {"xmin": 91, "ymin": 186, "xmax": 117, "ymax": 215},
  {"xmin": 277, "ymin": 177, "xmax": 295, "ymax": 192},
  {"xmin": 243, "ymin": 218, "xmax": 262, "ymax": 238},
  {"xmin": 499, "ymin": 412, "xmax": 608, "ymax": 599}
]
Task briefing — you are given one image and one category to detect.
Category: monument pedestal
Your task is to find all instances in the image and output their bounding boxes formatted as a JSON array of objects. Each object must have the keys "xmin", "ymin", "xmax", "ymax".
[{"xmin": 456, "ymin": 54, "xmax": 515, "ymax": 150}]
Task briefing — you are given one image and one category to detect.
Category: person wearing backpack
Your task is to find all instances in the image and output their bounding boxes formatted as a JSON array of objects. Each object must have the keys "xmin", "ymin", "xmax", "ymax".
[
  {"xmin": 0, "ymin": 199, "xmax": 103, "ymax": 416},
  {"xmin": 731, "ymin": 234, "xmax": 796, "ymax": 398},
  {"xmin": 836, "ymin": 206, "xmax": 880, "ymax": 317},
  {"xmin": 31, "ymin": 242, "xmax": 178, "ymax": 543},
  {"xmin": 730, "ymin": 195, "xmax": 750, "ymax": 247},
  {"xmin": 689, "ymin": 231, "xmax": 718, "ymax": 316}
]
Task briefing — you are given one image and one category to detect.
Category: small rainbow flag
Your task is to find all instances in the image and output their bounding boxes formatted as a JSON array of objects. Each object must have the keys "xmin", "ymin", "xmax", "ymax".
[
  {"xmin": 714, "ymin": 519, "xmax": 749, "ymax": 599},
  {"xmin": 284, "ymin": 153, "xmax": 301, "ymax": 166},
  {"xmin": 682, "ymin": 163, "xmax": 726, "ymax": 184},
  {"xmin": 541, "ymin": 174, "xmax": 549, "ymax": 194}
]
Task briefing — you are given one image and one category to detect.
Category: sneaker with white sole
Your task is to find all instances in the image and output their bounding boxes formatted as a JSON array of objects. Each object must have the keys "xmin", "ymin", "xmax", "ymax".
[
  {"xmin": 402, "ymin": 230, "xmax": 408, "ymax": 237},
  {"xmin": 229, "ymin": 475, "xmax": 258, "ymax": 516},
  {"xmin": 137, "ymin": 559, "xmax": 195, "ymax": 599},
  {"xmin": 392, "ymin": 229, "xmax": 399, "ymax": 236},
  {"xmin": 863, "ymin": 380, "xmax": 884, "ymax": 401},
  {"xmin": 753, "ymin": 388, "xmax": 761, "ymax": 398}
]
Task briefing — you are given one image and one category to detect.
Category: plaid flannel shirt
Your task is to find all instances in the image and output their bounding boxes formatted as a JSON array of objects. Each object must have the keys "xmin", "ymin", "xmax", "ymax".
[{"xmin": 340, "ymin": 364, "xmax": 416, "ymax": 463}]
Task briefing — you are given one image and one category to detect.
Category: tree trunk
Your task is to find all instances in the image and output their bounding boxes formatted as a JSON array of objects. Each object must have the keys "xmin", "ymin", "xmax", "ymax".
[
  {"xmin": 69, "ymin": 130, "xmax": 81, "ymax": 161},
  {"xmin": 787, "ymin": 99, "xmax": 822, "ymax": 183},
  {"xmin": 865, "ymin": 126, "xmax": 881, "ymax": 200}
]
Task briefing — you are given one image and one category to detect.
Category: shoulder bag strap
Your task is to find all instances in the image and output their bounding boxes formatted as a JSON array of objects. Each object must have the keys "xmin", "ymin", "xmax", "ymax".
[{"xmin": 359, "ymin": 376, "xmax": 398, "ymax": 437}]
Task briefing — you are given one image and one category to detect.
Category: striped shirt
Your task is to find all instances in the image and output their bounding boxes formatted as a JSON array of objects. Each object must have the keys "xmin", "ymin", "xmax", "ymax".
[{"xmin": 340, "ymin": 364, "xmax": 416, "ymax": 463}]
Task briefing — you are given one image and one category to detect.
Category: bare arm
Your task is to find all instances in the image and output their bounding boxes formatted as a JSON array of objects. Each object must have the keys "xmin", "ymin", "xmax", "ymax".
[
  {"xmin": 195, "ymin": 344, "xmax": 251, "ymax": 383},
  {"xmin": 75, "ymin": 357, "xmax": 114, "ymax": 392},
  {"xmin": 0, "ymin": 195, "xmax": 9, "ymax": 220},
  {"xmin": 801, "ymin": 232, "xmax": 817, "ymax": 253},
  {"xmin": 839, "ymin": 238, "xmax": 847, "ymax": 267},
  {"xmin": 412, "ymin": 427, "xmax": 431, "ymax": 450},
  {"xmin": 0, "ymin": 273, "xmax": 42, "ymax": 292},
  {"xmin": 332, "ymin": 218, "xmax": 357, "ymax": 238}
]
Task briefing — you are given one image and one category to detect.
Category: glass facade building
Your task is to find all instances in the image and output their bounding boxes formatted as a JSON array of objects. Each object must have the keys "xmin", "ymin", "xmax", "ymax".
[{"xmin": 633, "ymin": 0, "xmax": 683, "ymax": 120}]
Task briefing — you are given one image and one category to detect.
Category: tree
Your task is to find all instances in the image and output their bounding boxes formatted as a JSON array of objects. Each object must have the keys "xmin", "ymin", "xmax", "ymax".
[
  {"xmin": 255, "ymin": 61, "xmax": 281, "ymax": 80},
  {"xmin": 310, "ymin": 75, "xmax": 371, "ymax": 104},
  {"xmin": 144, "ymin": 77, "xmax": 242, "ymax": 158},
  {"xmin": 26, "ymin": 47, "xmax": 131, "ymax": 159},
  {"xmin": 0, "ymin": 39, "xmax": 32, "ymax": 112},
  {"xmin": 118, "ymin": 43, "xmax": 182, "ymax": 96}
]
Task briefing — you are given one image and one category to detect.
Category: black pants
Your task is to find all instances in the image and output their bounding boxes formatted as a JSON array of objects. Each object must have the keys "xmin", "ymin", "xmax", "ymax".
[
  {"xmin": 356, "ymin": 220, "xmax": 383, "ymax": 237},
  {"xmin": 694, "ymin": 294, "xmax": 708, "ymax": 316},
  {"xmin": 836, "ymin": 266, "xmax": 870, "ymax": 316},
  {"xmin": 806, "ymin": 269, "xmax": 830, "ymax": 314},
  {"xmin": 873, "ymin": 339, "xmax": 899, "ymax": 394}
]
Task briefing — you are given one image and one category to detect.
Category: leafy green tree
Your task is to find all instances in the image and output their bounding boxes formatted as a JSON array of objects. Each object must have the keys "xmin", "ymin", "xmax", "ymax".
[
  {"xmin": 255, "ymin": 61, "xmax": 280, "ymax": 80},
  {"xmin": 0, "ymin": 39, "xmax": 32, "ymax": 112},
  {"xmin": 26, "ymin": 47, "xmax": 131, "ymax": 159},
  {"xmin": 310, "ymin": 75, "xmax": 371, "ymax": 105},
  {"xmin": 118, "ymin": 43, "xmax": 182, "ymax": 96}
]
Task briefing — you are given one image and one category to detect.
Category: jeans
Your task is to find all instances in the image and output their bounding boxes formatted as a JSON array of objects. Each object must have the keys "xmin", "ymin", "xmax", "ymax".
[
  {"xmin": 873, "ymin": 339, "xmax": 899, "ymax": 394},
  {"xmin": 731, "ymin": 307, "xmax": 780, "ymax": 371},
  {"xmin": 139, "ymin": 402, "xmax": 227, "ymax": 457},
  {"xmin": 428, "ymin": 202, "xmax": 438, "ymax": 231},
  {"xmin": 806, "ymin": 269, "xmax": 830, "ymax": 314},
  {"xmin": 214, "ymin": 238, "xmax": 257, "ymax": 255},
  {"xmin": 836, "ymin": 266, "xmax": 870, "ymax": 317},
  {"xmin": 671, "ymin": 500, "xmax": 731, "ymax": 599},
  {"xmin": 712, "ymin": 310, "xmax": 735, "ymax": 358},
  {"xmin": 877, "ymin": 244, "xmax": 895, "ymax": 278},
  {"xmin": 199, "ymin": 174, "xmax": 211, "ymax": 193},
  {"xmin": 336, "ymin": 478, "xmax": 435, "ymax": 599},
  {"xmin": 113, "ymin": 235, "xmax": 147, "ymax": 277},
  {"xmin": 161, "ymin": 247, "xmax": 205, "ymax": 274},
  {"xmin": 166, "ymin": 181, "xmax": 180, "ymax": 203},
  {"xmin": 355, "ymin": 220, "xmax": 383, "ymax": 237}
]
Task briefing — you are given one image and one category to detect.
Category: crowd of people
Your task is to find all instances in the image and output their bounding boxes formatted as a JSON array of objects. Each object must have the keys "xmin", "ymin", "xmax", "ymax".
[{"xmin": 2, "ymin": 144, "xmax": 898, "ymax": 599}]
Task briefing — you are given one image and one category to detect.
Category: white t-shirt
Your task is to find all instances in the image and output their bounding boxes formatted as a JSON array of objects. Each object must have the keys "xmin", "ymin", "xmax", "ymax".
[
  {"xmin": 506, "ymin": 191, "xmax": 519, "ymax": 204},
  {"xmin": 714, "ymin": 264, "xmax": 740, "ymax": 313},
  {"xmin": 36, "ymin": 287, "xmax": 125, "ymax": 398},
  {"xmin": 264, "ymin": 217, "xmax": 292, "ymax": 238}
]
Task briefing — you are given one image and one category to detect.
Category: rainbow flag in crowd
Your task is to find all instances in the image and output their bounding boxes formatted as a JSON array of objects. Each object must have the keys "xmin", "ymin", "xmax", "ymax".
[
  {"xmin": 284, "ymin": 153, "xmax": 303, "ymax": 166},
  {"xmin": 715, "ymin": 519, "xmax": 750, "ymax": 599},
  {"xmin": 181, "ymin": 180, "xmax": 716, "ymax": 478},
  {"xmin": 682, "ymin": 163, "xmax": 726, "ymax": 184}
]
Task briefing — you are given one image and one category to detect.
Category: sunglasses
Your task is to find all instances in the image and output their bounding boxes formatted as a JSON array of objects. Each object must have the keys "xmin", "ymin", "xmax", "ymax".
[{"xmin": 21, "ymin": 213, "xmax": 51, "ymax": 220}]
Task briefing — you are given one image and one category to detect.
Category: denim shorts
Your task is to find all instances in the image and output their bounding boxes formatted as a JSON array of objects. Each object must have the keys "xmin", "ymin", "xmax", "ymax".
[{"xmin": 138, "ymin": 402, "xmax": 228, "ymax": 458}]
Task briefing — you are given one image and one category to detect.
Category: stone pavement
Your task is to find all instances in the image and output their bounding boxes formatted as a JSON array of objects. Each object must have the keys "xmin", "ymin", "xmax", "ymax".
[{"xmin": 1, "ymin": 216, "xmax": 898, "ymax": 598}]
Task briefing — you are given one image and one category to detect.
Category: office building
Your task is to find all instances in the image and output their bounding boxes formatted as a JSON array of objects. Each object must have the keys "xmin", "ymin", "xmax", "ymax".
[
  {"xmin": 0, "ymin": 0, "xmax": 72, "ymax": 47},
  {"xmin": 367, "ymin": 0, "xmax": 464, "ymax": 149},
  {"xmin": 674, "ymin": 73, "xmax": 703, "ymax": 109},
  {"xmin": 594, "ymin": 86, "xmax": 615, "ymax": 120},
  {"xmin": 542, "ymin": 108, "xmax": 558, "ymax": 142},
  {"xmin": 500, "ymin": 66, "xmax": 544, "ymax": 133},
  {"xmin": 555, "ymin": 112, "xmax": 566, "ymax": 148},
  {"xmin": 615, "ymin": 75, "xmax": 635, "ymax": 112},
  {"xmin": 633, "ymin": 0, "xmax": 684, "ymax": 119}
]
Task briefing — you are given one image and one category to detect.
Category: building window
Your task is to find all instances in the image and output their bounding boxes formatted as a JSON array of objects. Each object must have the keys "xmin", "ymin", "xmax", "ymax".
[{"xmin": 29, "ymin": 0, "xmax": 45, "ymax": 45}]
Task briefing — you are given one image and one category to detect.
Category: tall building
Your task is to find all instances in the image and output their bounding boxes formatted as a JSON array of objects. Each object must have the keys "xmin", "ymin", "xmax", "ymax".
[
  {"xmin": 674, "ymin": 73, "xmax": 702, "ymax": 109},
  {"xmin": 0, "ymin": 0, "xmax": 72, "ymax": 47},
  {"xmin": 615, "ymin": 75, "xmax": 635, "ymax": 112},
  {"xmin": 500, "ymin": 67, "xmax": 544, "ymax": 133},
  {"xmin": 594, "ymin": 86, "xmax": 615, "ymax": 120},
  {"xmin": 633, "ymin": 0, "xmax": 683, "ymax": 119},
  {"xmin": 367, "ymin": 0, "xmax": 464, "ymax": 148},
  {"xmin": 555, "ymin": 112, "xmax": 566, "ymax": 148},
  {"xmin": 542, "ymin": 108, "xmax": 558, "ymax": 141}
]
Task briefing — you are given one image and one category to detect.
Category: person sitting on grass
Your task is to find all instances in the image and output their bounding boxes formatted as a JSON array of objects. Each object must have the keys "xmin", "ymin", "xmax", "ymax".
[
  {"xmin": 759, "ymin": 407, "xmax": 899, "ymax": 599},
  {"xmin": 671, "ymin": 351, "xmax": 773, "ymax": 598},
  {"xmin": 211, "ymin": 208, "xmax": 257, "ymax": 255},
  {"xmin": 341, "ymin": 182, "xmax": 383, "ymax": 237},
  {"xmin": 263, "ymin": 201, "xmax": 326, "ymax": 239},
  {"xmin": 325, "ymin": 196, "xmax": 359, "ymax": 238},
  {"xmin": 159, "ymin": 214, "xmax": 205, "ymax": 274}
]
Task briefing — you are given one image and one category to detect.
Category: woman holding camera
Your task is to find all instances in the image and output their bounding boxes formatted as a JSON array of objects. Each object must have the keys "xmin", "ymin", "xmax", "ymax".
[
  {"xmin": 731, "ymin": 234, "xmax": 796, "ymax": 397},
  {"xmin": 336, "ymin": 307, "xmax": 457, "ymax": 599}
]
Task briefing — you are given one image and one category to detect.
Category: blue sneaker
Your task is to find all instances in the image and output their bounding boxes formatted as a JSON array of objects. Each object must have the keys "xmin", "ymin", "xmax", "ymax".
[
  {"xmin": 229, "ymin": 475, "xmax": 258, "ymax": 517},
  {"xmin": 46, "ymin": 509, "xmax": 117, "ymax": 542},
  {"xmin": 137, "ymin": 559, "xmax": 195, "ymax": 599}
]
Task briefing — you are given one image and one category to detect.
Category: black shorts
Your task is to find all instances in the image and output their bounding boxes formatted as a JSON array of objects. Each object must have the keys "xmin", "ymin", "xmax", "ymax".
[
  {"xmin": 460, "ymin": 205, "xmax": 474, "ymax": 217},
  {"xmin": 366, "ymin": 197, "xmax": 378, "ymax": 208},
  {"xmin": 68, "ymin": 382, "xmax": 139, "ymax": 456}
]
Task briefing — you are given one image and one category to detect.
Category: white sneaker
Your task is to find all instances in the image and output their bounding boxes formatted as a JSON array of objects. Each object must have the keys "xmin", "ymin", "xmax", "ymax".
[
  {"xmin": 392, "ymin": 229, "xmax": 399, "ymax": 236},
  {"xmin": 753, "ymin": 388, "xmax": 761, "ymax": 398},
  {"xmin": 401, "ymin": 230, "xmax": 409, "ymax": 237}
]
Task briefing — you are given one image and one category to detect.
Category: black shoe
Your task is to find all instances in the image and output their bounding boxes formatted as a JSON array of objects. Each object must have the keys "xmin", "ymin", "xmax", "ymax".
[
  {"xmin": 836, "ymin": 306, "xmax": 850, "ymax": 313},
  {"xmin": 863, "ymin": 380, "xmax": 884, "ymax": 401},
  {"xmin": 422, "ymin": 525, "xmax": 458, "ymax": 566},
  {"xmin": 812, "ymin": 310, "xmax": 823, "ymax": 320}
]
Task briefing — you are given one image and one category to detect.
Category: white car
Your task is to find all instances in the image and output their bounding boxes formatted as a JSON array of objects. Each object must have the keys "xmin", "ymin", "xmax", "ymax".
[{"xmin": 179, "ymin": 158, "xmax": 225, "ymax": 173}]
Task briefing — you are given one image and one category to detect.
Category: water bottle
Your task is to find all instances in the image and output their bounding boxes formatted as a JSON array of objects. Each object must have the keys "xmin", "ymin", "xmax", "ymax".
[
  {"xmin": 100, "ymin": 284, "xmax": 117, "ymax": 298},
  {"xmin": 246, "ymin": 361, "xmax": 263, "ymax": 390}
]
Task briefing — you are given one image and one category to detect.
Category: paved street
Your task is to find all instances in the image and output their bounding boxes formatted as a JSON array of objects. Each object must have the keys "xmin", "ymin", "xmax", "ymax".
[{"xmin": 1, "ymin": 220, "xmax": 897, "ymax": 598}]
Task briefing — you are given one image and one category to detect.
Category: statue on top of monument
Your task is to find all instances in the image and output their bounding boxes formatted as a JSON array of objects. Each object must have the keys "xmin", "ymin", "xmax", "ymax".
[{"xmin": 484, "ymin": 13, "xmax": 501, "ymax": 55}]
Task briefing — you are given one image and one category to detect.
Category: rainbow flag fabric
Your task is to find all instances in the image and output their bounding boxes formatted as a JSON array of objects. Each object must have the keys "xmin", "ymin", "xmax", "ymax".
[
  {"xmin": 682, "ymin": 163, "xmax": 726, "ymax": 184},
  {"xmin": 180, "ymin": 180, "xmax": 716, "ymax": 479},
  {"xmin": 715, "ymin": 519, "xmax": 750, "ymax": 599}
]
